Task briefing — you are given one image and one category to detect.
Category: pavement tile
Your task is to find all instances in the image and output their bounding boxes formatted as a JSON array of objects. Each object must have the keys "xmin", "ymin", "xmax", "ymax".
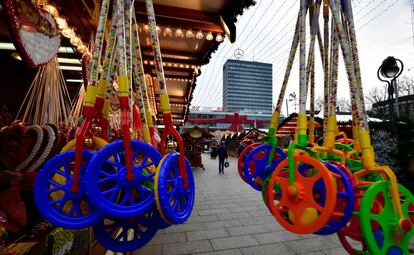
[
  {"xmin": 164, "ymin": 222, "xmax": 205, "ymax": 234},
  {"xmin": 210, "ymin": 235, "xmax": 259, "ymax": 250},
  {"xmin": 148, "ymin": 232, "xmax": 186, "ymax": 245},
  {"xmin": 162, "ymin": 240, "xmax": 213, "ymax": 255},
  {"xmin": 240, "ymin": 243, "xmax": 296, "ymax": 255},
  {"xmin": 285, "ymin": 237, "xmax": 339, "ymax": 254},
  {"xmin": 210, "ymin": 203, "xmax": 240, "ymax": 209},
  {"xmin": 227, "ymin": 225, "xmax": 270, "ymax": 236},
  {"xmin": 198, "ymin": 208, "xmax": 231, "ymax": 216},
  {"xmin": 228, "ymin": 206, "xmax": 258, "ymax": 213},
  {"xmin": 192, "ymin": 249, "xmax": 242, "ymax": 255},
  {"xmin": 321, "ymin": 247, "xmax": 349, "ymax": 255},
  {"xmin": 187, "ymin": 215, "xmax": 219, "ymax": 223},
  {"xmin": 204, "ymin": 219, "xmax": 243, "ymax": 230},
  {"xmin": 133, "ymin": 245, "xmax": 162, "ymax": 255},
  {"xmin": 216, "ymin": 212, "xmax": 251, "ymax": 220},
  {"xmin": 187, "ymin": 229, "xmax": 229, "ymax": 241},
  {"xmin": 252, "ymin": 231, "xmax": 303, "ymax": 244}
]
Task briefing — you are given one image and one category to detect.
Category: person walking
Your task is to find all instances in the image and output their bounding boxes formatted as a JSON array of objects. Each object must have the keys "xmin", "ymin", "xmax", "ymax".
[{"xmin": 217, "ymin": 141, "xmax": 228, "ymax": 174}]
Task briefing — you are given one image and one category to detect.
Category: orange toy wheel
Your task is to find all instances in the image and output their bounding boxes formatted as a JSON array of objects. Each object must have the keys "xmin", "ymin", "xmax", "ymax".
[{"xmin": 265, "ymin": 154, "xmax": 337, "ymax": 234}]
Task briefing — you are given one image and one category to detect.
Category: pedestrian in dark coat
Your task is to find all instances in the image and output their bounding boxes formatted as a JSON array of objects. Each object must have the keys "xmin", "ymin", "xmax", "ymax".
[{"xmin": 217, "ymin": 141, "xmax": 228, "ymax": 174}]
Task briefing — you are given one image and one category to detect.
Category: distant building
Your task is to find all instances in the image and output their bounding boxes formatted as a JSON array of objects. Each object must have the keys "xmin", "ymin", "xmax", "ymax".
[
  {"xmin": 371, "ymin": 94, "xmax": 414, "ymax": 120},
  {"xmin": 185, "ymin": 109, "xmax": 274, "ymax": 130},
  {"xmin": 223, "ymin": 59, "xmax": 272, "ymax": 113}
]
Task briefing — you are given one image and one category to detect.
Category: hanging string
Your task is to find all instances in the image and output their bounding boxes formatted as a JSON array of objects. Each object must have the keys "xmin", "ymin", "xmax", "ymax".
[{"xmin": 16, "ymin": 58, "xmax": 72, "ymax": 126}]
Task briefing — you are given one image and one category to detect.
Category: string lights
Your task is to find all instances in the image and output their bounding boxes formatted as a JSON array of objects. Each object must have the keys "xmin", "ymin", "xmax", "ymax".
[
  {"xmin": 140, "ymin": 24, "xmax": 221, "ymax": 41},
  {"xmin": 144, "ymin": 60, "xmax": 200, "ymax": 70},
  {"xmin": 41, "ymin": 2, "xmax": 90, "ymax": 55}
]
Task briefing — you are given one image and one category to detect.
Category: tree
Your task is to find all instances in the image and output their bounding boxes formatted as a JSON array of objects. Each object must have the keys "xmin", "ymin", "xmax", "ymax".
[
  {"xmin": 336, "ymin": 97, "xmax": 352, "ymax": 112},
  {"xmin": 315, "ymin": 95, "xmax": 351, "ymax": 113},
  {"xmin": 365, "ymin": 86, "xmax": 387, "ymax": 109},
  {"xmin": 397, "ymin": 75, "xmax": 414, "ymax": 97}
]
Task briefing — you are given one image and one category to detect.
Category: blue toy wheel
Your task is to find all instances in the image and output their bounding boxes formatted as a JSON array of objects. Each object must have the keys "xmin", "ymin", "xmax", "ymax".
[
  {"xmin": 243, "ymin": 144, "xmax": 286, "ymax": 191},
  {"xmin": 313, "ymin": 162, "xmax": 354, "ymax": 235},
  {"xmin": 155, "ymin": 152, "xmax": 195, "ymax": 224},
  {"xmin": 86, "ymin": 140, "xmax": 161, "ymax": 218},
  {"xmin": 34, "ymin": 150, "xmax": 102, "ymax": 229},
  {"xmin": 93, "ymin": 207, "xmax": 159, "ymax": 252}
]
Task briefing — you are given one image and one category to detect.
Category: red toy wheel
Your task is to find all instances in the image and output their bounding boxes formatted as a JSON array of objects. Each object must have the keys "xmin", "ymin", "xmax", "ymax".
[
  {"xmin": 237, "ymin": 143, "xmax": 260, "ymax": 183},
  {"xmin": 265, "ymin": 154, "xmax": 337, "ymax": 234}
]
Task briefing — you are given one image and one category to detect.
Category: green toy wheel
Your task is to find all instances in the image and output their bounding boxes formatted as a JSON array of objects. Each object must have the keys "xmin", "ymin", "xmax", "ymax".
[{"xmin": 360, "ymin": 181, "xmax": 414, "ymax": 255}]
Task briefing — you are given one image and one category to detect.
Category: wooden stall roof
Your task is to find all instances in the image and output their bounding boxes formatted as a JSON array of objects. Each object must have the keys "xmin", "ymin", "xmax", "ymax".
[{"xmin": 0, "ymin": 0, "xmax": 255, "ymax": 125}]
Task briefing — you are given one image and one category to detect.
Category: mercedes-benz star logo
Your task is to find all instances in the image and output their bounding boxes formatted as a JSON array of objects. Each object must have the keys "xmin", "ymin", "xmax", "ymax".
[{"xmin": 234, "ymin": 49, "xmax": 244, "ymax": 60}]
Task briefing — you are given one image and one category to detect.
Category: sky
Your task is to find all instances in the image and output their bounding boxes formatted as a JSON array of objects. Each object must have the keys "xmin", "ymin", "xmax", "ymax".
[{"xmin": 190, "ymin": 0, "xmax": 414, "ymax": 115}]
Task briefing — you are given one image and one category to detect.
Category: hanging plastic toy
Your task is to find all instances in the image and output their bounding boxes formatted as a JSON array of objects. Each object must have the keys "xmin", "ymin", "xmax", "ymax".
[
  {"xmin": 307, "ymin": 1, "xmax": 355, "ymax": 235},
  {"xmin": 34, "ymin": 0, "xmax": 112, "ymax": 229},
  {"xmin": 264, "ymin": 0, "xmax": 340, "ymax": 235},
  {"xmin": 328, "ymin": 0, "xmax": 414, "ymax": 253},
  {"xmin": 86, "ymin": 0, "xmax": 162, "ymax": 219},
  {"xmin": 141, "ymin": 0, "xmax": 195, "ymax": 225}
]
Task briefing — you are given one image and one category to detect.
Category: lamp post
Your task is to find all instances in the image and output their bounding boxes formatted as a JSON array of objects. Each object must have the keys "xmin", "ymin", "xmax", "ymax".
[{"xmin": 377, "ymin": 56, "xmax": 404, "ymax": 135}]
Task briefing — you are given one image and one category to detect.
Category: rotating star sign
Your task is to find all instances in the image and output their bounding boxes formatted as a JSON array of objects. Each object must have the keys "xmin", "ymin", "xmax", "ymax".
[{"xmin": 234, "ymin": 48, "xmax": 244, "ymax": 60}]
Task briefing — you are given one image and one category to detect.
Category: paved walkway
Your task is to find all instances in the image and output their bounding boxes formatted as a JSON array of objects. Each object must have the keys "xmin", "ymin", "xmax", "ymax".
[{"xmin": 135, "ymin": 154, "xmax": 349, "ymax": 255}]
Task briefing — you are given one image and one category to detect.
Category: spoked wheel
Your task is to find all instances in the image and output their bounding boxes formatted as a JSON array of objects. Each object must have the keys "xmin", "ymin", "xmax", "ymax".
[
  {"xmin": 265, "ymin": 154, "xmax": 337, "ymax": 234},
  {"xmin": 238, "ymin": 143, "xmax": 261, "ymax": 183},
  {"xmin": 360, "ymin": 181, "xmax": 414, "ymax": 255},
  {"xmin": 262, "ymin": 170, "xmax": 288, "ymax": 209},
  {"xmin": 86, "ymin": 140, "xmax": 162, "ymax": 218},
  {"xmin": 155, "ymin": 152, "xmax": 195, "ymax": 225},
  {"xmin": 243, "ymin": 144, "xmax": 286, "ymax": 191},
  {"xmin": 93, "ymin": 207, "xmax": 159, "ymax": 252},
  {"xmin": 34, "ymin": 150, "xmax": 102, "ymax": 229},
  {"xmin": 337, "ymin": 184, "xmax": 371, "ymax": 255},
  {"xmin": 338, "ymin": 216, "xmax": 369, "ymax": 255},
  {"xmin": 313, "ymin": 162, "xmax": 354, "ymax": 235}
]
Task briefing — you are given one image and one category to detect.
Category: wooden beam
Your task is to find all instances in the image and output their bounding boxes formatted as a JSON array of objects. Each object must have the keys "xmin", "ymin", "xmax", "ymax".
[{"xmin": 134, "ymin": 3, "xmax": 223, "ymax": 33}]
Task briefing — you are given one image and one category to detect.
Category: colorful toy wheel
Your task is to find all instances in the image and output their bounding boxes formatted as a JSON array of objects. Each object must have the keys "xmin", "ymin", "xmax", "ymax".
[
  {"xmin": 34, "ymin": 150, "xmax": 102, "ymax": 229},
  {"xmin": 93, "ymin": 208, "xmax": 159, "ymax": 252},
  {"xmin": 243, "ymin": 144, "xmax": 286, "ymax": 191},
  {"xmin": 262, "ymin": 175, "xmax": 271, "ymax": 206},
  {"xmin": 313, "ymin": 162, "xmax": 354, "ymax": 235},
  {"xmin": 337, "ymin": 183, "xmax": 382, "ymax": 255},
  {"xmin": 155, "ymin": 152, "xmax": 195, "ymax": 224},
  {"xmin": 265, "ymin": 154, "xmax": 337, "ymax": 234},
  {"xmin": 360, "ymin": 181, "xmax": 414, "ymax": 255},
  {"xmin": 262, "ymin": 170, "xmax": 288, "ymax": 208},
  {"xmin": 237, "ymin": 143, "xmax": 261, "ymax": 183},
  {"xmin": 86, "ymin": 140, "xmax": 161, "ymax": 218},
  {"xmin": 338, "ymin": 215, "xmax": 369, "ymax": 255}
]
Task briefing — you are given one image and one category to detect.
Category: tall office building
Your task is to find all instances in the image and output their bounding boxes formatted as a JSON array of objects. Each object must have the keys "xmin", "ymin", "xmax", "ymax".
[{"xmin": 223, "ymin": 59, "xmax": 272, "ymax": 113}]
